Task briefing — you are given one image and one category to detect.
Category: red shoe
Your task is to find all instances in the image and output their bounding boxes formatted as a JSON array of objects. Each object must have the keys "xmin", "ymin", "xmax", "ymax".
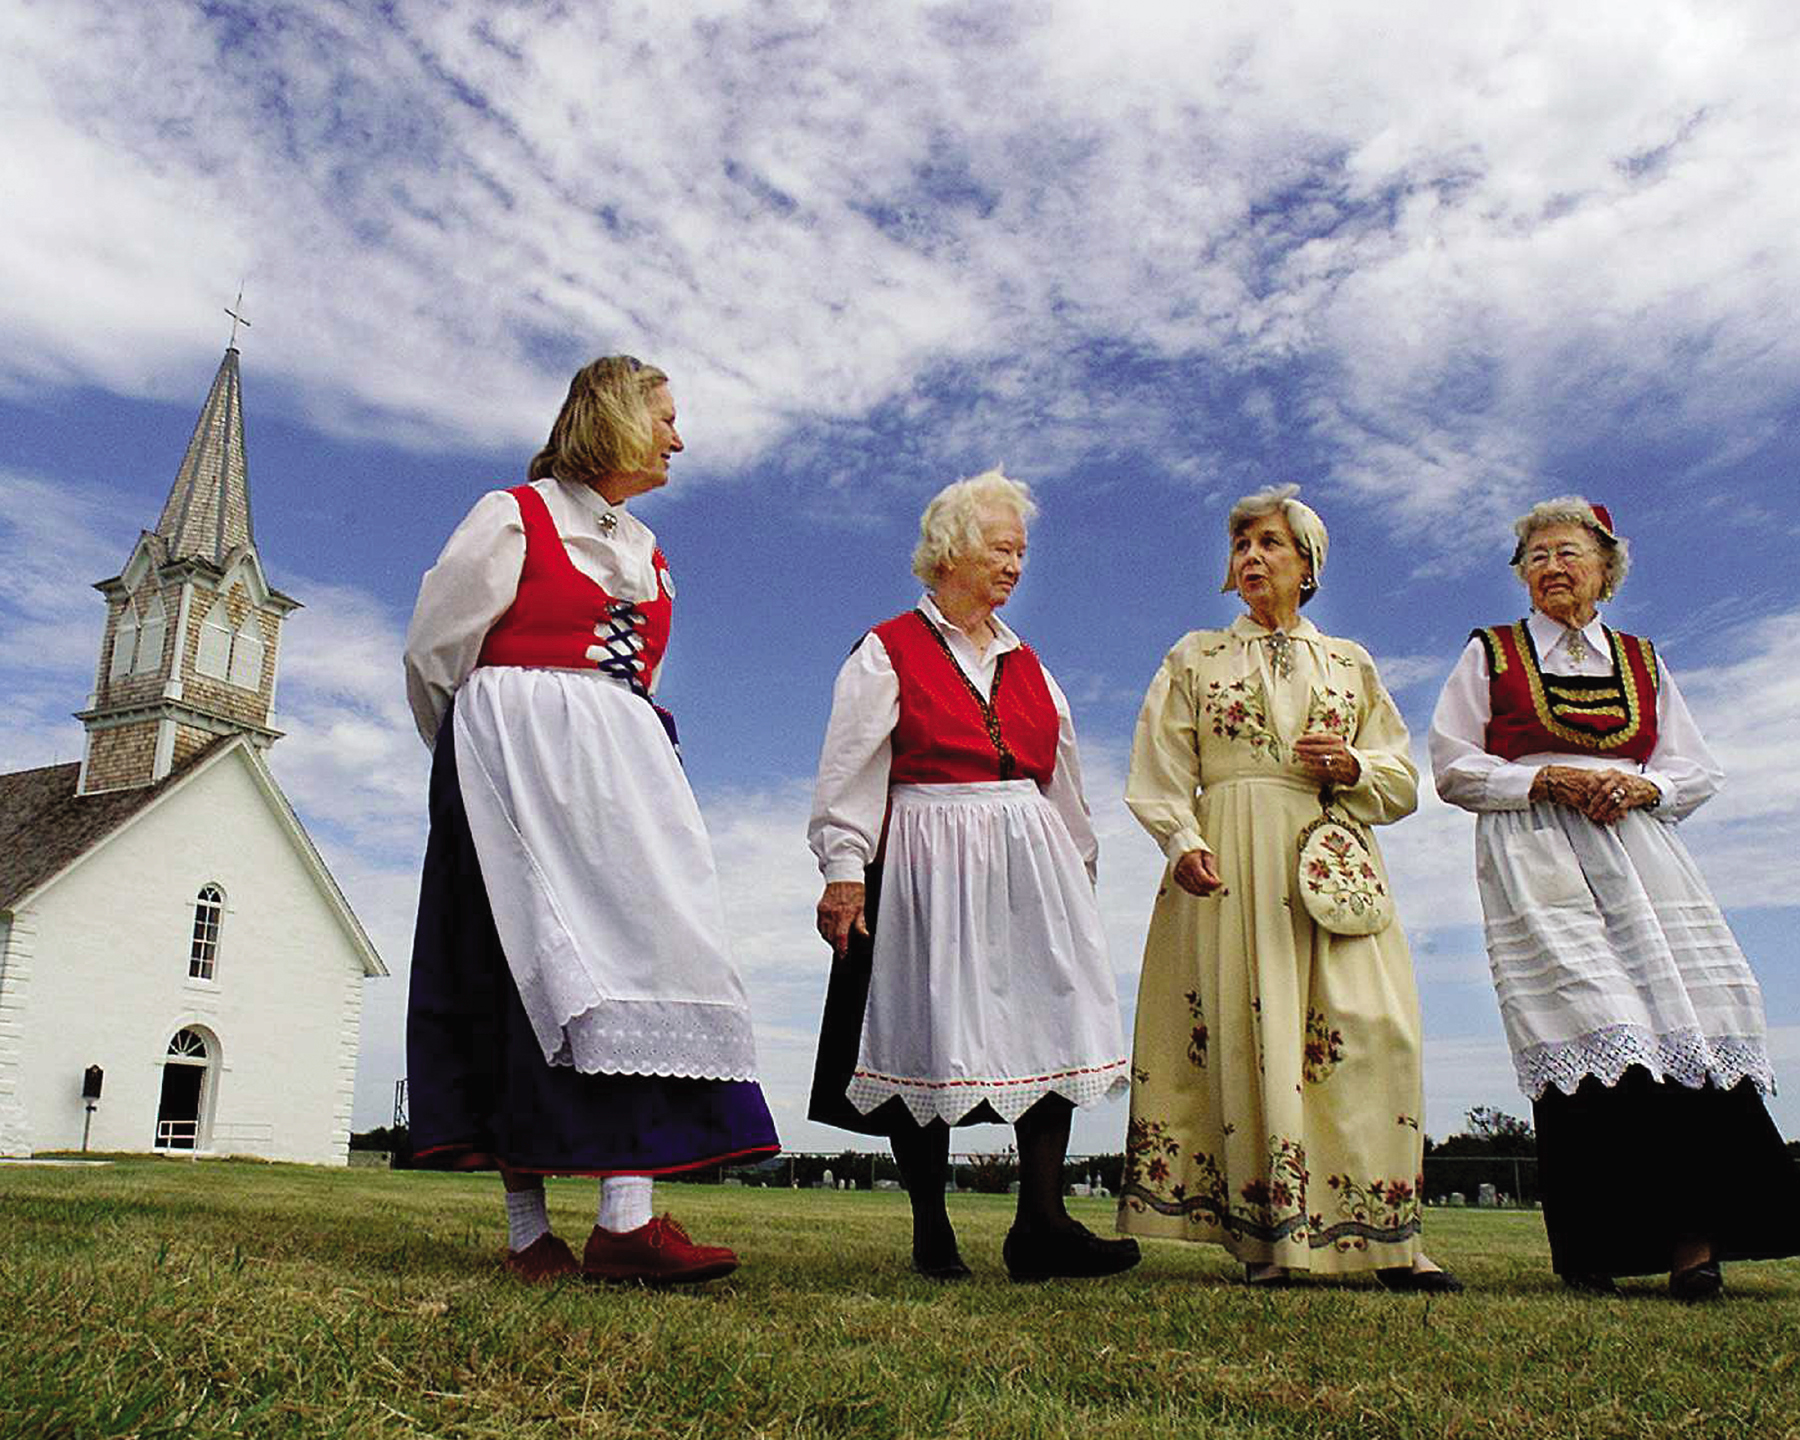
[
  {"xmin": 501, "ymin": 1232, "xmax": 579, "ymax": 1284},
  {"xmin": 582, "ymin": 1214, "xmax": 739, "ymax": 1285}
]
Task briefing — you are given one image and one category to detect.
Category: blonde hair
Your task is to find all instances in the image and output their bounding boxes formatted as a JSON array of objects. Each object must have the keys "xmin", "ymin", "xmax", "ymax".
[
  {"xmin": 1510, "ymin": 496, "xmax": 1630, "ymax": 597},
  {"xmin": 528, "ymin": 355, "xmax": 671, "ymax": 485},
  {"xmin": 911, "ymin": 467, "xmax": 1039, "ymax": 585}
]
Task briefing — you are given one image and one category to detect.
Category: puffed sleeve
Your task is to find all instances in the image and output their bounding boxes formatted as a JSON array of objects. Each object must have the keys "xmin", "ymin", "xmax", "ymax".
[
  {"xmin": 1640, "ymin": 659, "xmax": 1724, "ymax": 821},
  {"xmin": 1331, "ymin": 646, "xmax": 1419, "ymax": 826},
  {"xmin": 1429, "ymin": 639, "xmax": 1540, "ymax": 812},
  {"xmin": 402, "ymin": 490, "xmax": 527, "ymax": 749},
  {"xmin": 1124, "ymin": 639, "xmax": 1210, "ymax": 863},
  {"xmin": 806, "ymin": 634, "xmax": 900, "ymax": 882},
  {"xmin": 1038, "ymin": 665, "xmax": 1099, "ymax": 881}
]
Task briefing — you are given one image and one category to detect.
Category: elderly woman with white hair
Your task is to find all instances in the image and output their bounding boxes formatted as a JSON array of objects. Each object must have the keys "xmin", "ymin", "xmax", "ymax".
[
  {"xmin": 1430, "ymin": 497, "xmax": 1798, "ymax": 1299},
  {"xmin": 1119, "ymin": 485, "xmax": 1457, "ymax": 1291},
  {"xmin": 807, "ymin": 468, "xmax": 1138, "ymax": 1283}
]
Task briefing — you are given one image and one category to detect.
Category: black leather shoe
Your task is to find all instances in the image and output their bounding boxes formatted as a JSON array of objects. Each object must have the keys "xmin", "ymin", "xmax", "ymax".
[
  {"xmin": 912, "ymin": 1246, "xmax": 972, "ymax": 1281},
  {"xmin": 1669, "ymin": 1261, "xmax": 1723, "ymax": 1302},
  {"xmin": 1003, "ymin": 1222, "xmax": 1141, "ymax": 1282},
  {"xmin": 1376, "ymin": 1266, "xmax": 1464, "ymax": 1294}
]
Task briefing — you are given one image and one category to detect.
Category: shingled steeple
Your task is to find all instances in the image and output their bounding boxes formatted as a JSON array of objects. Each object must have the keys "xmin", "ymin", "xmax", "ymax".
[
  {"xmin": 152, "ymin": 345, "xmax": 254, "ymax": 566},
  {"xmin": 77, "ymin": 338, "xmax": 299, "ymax": 795}
]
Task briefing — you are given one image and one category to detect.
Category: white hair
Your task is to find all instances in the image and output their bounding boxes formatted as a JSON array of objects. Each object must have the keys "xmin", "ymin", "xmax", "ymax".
[
  {"xmin": 1510, "ymin": 496, "xmax": 1630, "ymax": 596},
  {"xmin": 1221, "ymin": 482, "xmax": 1328, "ymax": 606},
  {"xmin": 911, "ymin": 467, "xmax": 1039, "ymax": 585}
]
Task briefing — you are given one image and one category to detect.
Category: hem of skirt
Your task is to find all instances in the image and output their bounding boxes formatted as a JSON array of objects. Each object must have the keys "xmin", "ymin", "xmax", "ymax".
[
  {"xmin": 1115, "ymin": 1202, "xmax": 1421, "ymax": 1271},
  {"xmin": 848, "ymin": 1060, "xmax": 1130, "ymax": 1126},
  {"xmin": 409, "ymin": 1140, "xmax": 780, "ymax": 1178},
  {"xmin": 1514, "ymin": 1026, "xmax": 1775, "ymax": 1101}
]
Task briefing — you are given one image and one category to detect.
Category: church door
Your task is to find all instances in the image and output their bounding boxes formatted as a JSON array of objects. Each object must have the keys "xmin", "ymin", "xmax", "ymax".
[{"xmin": 154, "ymin": 1028, "xmax": 210, "ymax": 1150}]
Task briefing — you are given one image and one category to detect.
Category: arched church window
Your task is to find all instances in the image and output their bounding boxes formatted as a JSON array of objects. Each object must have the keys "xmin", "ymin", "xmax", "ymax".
[
  {"xmin": 196, "ymin": 599, "xmax": 234, "ymax": 679},
  {"xmin": 189, "ymin": 884, "xmax": 224, "ymax": 981},
  {"xmin": 134, "ymin": 593, "xmax": 168, "ymax": 676},
  {"xmin": 228, "ymin": 612, "xmax": 265, "ymax": 690},
  {"xmin": 168, "ymin": 1028, "xmax": 209, "ymax": 1060},
  {"xmin": 109, "ymin": 601, "xmax": 142, "ymax": 681}
]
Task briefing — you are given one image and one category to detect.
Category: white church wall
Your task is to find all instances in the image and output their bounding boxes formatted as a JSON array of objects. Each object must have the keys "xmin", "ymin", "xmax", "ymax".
[{"xmin": 14, "ymin": 751, "xmax": 370, "ymax": 1165}]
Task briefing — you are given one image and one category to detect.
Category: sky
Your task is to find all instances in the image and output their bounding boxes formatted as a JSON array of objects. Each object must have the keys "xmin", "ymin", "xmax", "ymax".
[{"xmin": 3, "ymin": 0, "xmax": 1799, "ymax": 1156}]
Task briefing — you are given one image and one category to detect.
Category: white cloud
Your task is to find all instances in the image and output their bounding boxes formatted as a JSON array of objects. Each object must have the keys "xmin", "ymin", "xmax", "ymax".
[{"xmin": 4, "ymin": 1, "xmax": 1798, "ymax": 518}]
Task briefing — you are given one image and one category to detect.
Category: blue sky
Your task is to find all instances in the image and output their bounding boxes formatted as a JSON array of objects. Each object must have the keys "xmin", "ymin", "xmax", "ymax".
[{"xmin": 3, "ymin": 1, "xmax": 1798, "ymax": 1153}]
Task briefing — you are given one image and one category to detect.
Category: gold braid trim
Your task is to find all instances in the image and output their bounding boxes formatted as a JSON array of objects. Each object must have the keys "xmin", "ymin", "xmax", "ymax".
[{"xmin": 1513, "ymin": 621, "xmax": 1648, "ymax": 752}]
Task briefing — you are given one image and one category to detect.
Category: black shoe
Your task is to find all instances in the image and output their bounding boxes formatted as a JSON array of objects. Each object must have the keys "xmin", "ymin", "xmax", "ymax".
[
  {"xmin": 911, "ymin": 1246, "xmax": 972, "ymax": 1281},
  {"xmin": 1561, "ymin": 1272, "xmax": 1620, "ymax": 1297},
  {"xmin": 1669, "ymin": 1261, "xmax": 1723, "ymax": 1302},
  {"xmin": 1376, "ymin": 1266, "xmax": 1464, "ymax": 1294},
  {"xmin": 1003, "ymin": 1222, "xmax": 1141, "ymax": 1282}
]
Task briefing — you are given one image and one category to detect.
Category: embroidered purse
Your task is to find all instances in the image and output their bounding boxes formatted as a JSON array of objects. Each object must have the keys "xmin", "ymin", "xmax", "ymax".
[{"xmin": 1295, "ymin": 789, "xmax": 1394, "ymax": 936}]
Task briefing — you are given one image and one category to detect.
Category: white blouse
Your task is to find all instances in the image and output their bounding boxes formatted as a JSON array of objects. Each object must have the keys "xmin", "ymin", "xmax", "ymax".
[
  {"xmin": 1428, "ymin": 610, "xmax": 1722, "ymax": 821},
  {"xmin": 402, "ymin": 478, "xmax": 661, "ymax": 748},
  {"xmin": 807, "ymin": 594, "xmax": 1099, "ymax": 884}
]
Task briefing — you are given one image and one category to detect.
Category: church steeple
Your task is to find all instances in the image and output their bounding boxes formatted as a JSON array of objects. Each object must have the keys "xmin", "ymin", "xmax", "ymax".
[
  {"xmin": 152, "ymin": 345, "xmax": 254, "ymax": 567},
  {"xmin": 76, "ymin": 333, "xmax": 300, "ymax": 795}
]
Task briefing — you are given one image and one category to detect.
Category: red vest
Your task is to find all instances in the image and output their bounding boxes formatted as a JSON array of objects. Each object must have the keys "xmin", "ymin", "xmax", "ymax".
[
  {"xmin": 476, "ymin": 485, "xmax": 672, "ymax": 697},
  {"xmin": 1475, "ymin": 620, "xmax": 1660, "ymax": 763},
  {"xmin": 873, "ymin": 609, "xmax": 1059, "ymax": 784}
]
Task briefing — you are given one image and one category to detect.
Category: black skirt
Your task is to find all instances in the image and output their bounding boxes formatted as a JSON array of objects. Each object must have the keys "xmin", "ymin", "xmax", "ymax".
[
  {"xmin": 807, "ymin": 864, "xmax": 1007, "ymax": 1136},
  {"xmin": 1532, "ymin": 1065, "xmax": 1800, "ymax": 1276},
  {"xmin": 406, "ymin": 701, "xmax": 779, "ymax": 1176}
]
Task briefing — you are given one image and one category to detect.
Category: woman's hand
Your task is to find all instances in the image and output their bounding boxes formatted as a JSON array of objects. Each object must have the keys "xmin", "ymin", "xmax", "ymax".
[
  {"xmin": 1581, "ymin": 770, "xmax": 1661, "ymax": 827},
  {"xmin": 1294, "ymin": 730, "xmax": 1360, "ymax": 787},
  {"xmin": 1172, "ymin": 849, "xmax": 1226, "ymax": 897},
  {"xmin": 816, "ymin": 881, "xmax": 868, "ymax": 956}
]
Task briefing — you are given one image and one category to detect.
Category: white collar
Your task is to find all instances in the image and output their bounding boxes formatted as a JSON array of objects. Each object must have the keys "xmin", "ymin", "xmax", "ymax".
[
  {"xmin": 1526, "ymin": 608, "xmax": 1606, "ymax": 654},
  {"xmin": 918, "ymin": 593, "xmax": 1021, "ymax": 654},
  {"xmin": 556, "ymin": 478, "xmax": 639, "ymax": 535},
  {"xmin": 1230, "ymin": 613, "xmax": 1323, "ymax": 643}
]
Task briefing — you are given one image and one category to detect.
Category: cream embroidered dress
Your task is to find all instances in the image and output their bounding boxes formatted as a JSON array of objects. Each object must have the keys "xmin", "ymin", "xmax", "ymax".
[{"xmin": 1118, "ymin": 616, "xmax": 1425, "ymax": 1272}]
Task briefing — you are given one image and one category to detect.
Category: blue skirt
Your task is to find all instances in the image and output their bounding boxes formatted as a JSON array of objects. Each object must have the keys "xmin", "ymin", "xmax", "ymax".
[{"xmin": 406, "ymin": 700, "xmax": 779, "ymax": 1176}]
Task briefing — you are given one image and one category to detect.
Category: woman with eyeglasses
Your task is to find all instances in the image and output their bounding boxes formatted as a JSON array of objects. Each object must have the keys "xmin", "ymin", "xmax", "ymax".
[
  {"xmin": 404, "ymin": 355, "xmax": 777, "ymax": 1285},
  {"xmin": 1429, "ymin": 497, "xmax": 1797, "ymax": 1299}
]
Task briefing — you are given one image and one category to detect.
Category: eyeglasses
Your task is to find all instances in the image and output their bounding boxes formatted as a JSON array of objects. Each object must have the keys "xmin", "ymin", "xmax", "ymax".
[{"xmin": 1522, "ymin": 543, "xmax": 1598, "ymax": 570}]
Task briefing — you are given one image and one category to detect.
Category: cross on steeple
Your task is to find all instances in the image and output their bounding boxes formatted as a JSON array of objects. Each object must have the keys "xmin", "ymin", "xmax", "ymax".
[{"xmin": 224, "ymin": 285, "xmax": 251, "ymax": 349}]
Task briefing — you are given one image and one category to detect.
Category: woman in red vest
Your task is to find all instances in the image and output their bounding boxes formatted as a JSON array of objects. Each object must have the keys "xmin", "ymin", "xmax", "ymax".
[
  {"xmin": 404, "ymin": 356, "xmax": 776, "ymax": 1284},
  {"xmin": 808, "ymin": 468, "xmax": 1138, "ymax": 1282},
  {"xmin": 1430, "ymin": 497, "xmax": 1797, "ymax": 1298}
]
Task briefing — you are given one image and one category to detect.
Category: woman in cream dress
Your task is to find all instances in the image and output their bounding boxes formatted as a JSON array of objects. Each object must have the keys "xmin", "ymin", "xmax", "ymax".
[{"xmin": 1118, "ymin": 485, "xmax": 1455, "ymax": 1290}]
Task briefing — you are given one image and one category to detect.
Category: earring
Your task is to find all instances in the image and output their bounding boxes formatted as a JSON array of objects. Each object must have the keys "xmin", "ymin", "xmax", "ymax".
[{"xmin": 1300, "ymin": 576, "xmax": 1317, "ymax": 593}]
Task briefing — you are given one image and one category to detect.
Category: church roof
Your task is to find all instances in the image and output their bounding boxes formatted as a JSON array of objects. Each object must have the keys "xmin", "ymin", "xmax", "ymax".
[
  {"xmin": 152, "ymin": 347, "xmax": 254, "ymax": 566},
  {"xmin": 0, "ymin": 743, "xmax": 226, "ymax": 911}
]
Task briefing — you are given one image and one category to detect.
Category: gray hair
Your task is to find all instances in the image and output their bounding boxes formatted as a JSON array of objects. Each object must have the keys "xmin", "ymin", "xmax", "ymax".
[
  {"xmin": 1220, "ymin": 483, "xmax": 1329, "ymax": 606},
  {"xmin": 911, "ymin": 467, "xmax": 1039, "ymax": 586},
  {"xmin": 1510, "ymin": 496, "xmax": 1630, "ymax": 597}
]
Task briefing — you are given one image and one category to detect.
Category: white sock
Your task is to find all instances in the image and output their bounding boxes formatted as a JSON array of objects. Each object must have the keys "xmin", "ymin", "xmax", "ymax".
[
  {"xmin": 505, "ymin": 1187, "xmax": 551, "ymax": 1252},
  {"xmin": 598, "ymin": 1175, "xmax": 654, "ymax": 1233}
]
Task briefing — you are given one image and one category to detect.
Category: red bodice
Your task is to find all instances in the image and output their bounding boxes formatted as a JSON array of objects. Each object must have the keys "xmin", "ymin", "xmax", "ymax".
[
  {"xmin": 873, "ymin": 609, "xmax": 1059, "ymax": 785},
  {"xmin": 476, "ymin": 485, "xmax": 672, "ymax": 696},
  {"xmin": 1475, "ymin": 620, "xmax": 1660, "ymax": 763}
]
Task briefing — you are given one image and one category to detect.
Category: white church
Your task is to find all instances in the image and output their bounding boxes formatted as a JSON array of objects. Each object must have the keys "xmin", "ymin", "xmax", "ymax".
[{"xmin": 0, "ymin": 343, "xmax": 386, "ymax": 1164}]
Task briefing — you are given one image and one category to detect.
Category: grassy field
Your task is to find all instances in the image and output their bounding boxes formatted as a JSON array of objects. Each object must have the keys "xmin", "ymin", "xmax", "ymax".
[{"xmin": 2, "ymin": 1158, "xmax": 1796, "ymax": 1439}]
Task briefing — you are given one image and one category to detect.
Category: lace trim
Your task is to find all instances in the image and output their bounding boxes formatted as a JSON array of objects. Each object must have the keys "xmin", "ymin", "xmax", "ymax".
[
  {"xmin": 847, "ymin": 1058, "xmax": 1130, "ymax": 1127},
  {"xmin": 1515, "ymin": 1024, "xmax": 1775, "ymax": 1100},
  {"xmin": 549, "ymin": 999, "xmax": 759, "ymax": 1082}
]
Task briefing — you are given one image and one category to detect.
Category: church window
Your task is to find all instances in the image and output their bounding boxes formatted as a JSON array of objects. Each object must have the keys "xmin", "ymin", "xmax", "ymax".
[
  {"xmin": 168, "ymin": 1028, "xmax": 209, "ymax": 1059},
  {"xmin": 189, "ymin": 884, "xmax": 224, "ymax": 980},
  {"xmin": 134, "ymin": 593, "xmax": 168, "ymax": 675},
  {"xmin": 228, "ymin": 612, "xmax": 265, "ymax": 690},
  {"xmin": 109, "ymin": 602, "xmax": 142, "ymax": 680},
  {"xmin": 196, "ymin": 599, "xmax": 234, "ymax": 679}
]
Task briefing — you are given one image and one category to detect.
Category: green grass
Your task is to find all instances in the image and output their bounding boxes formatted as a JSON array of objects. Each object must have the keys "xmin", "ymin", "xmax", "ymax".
[{"xmin": 2, "ymin": 1159, "xmax": 1796, "ymax": 1438}]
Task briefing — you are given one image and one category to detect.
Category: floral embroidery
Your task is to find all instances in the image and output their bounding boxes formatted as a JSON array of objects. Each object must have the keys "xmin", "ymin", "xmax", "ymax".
[
  {"xmin": 1304, "ymin": 684, "xmax": 1356, "ymax": 737},
  {"xmin": 1204, "ymin": 674, "xmax": 1281, "ymax": 762},
  {"xmin": 1313, "ymin": 1172, "xmax": 1424, "ymax": 1252},
  {"xmin": 1184, "ymin": 990, "xmax": 1209, "ymax": 1069},
  {"xmin": 1122, "ymin": 1117, "xmax": 1184, "ymax": 1195},
  {"xmin": 1122, "ymin": 1129, "xmax": 1313, "ymax": 1247},
  {"xmin": 1299, "ymin": 824, "xmax": 1388, "ymax": 923},
  {"xmin": 1302, "ymin": 1007, "xmax": 1344, "ymax": 1084}
]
